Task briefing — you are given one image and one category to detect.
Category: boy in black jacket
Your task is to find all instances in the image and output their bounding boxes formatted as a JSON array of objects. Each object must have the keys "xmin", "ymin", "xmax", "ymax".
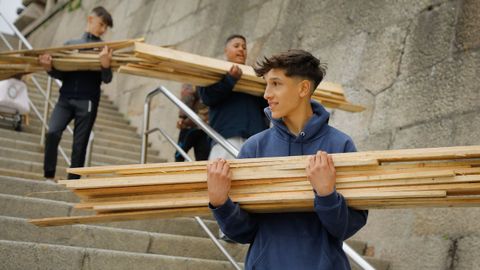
[{"xmin": 38, "ymin": 6, "xmax": 113, "ymax": 180}]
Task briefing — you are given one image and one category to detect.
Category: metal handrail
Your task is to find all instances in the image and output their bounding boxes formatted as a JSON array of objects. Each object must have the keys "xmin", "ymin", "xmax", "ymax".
[
  {"xmin": 0, "ymin": 12, "xmax": 93, "ymax": 166},
  {"xmin": 141, "ymin": 86, "xmax": 238, "ymax": 163},
  {"xmin": 141, "ymin": 86, "xmax": 242, "ymax": 270},
  {"xmin": 142, "ymin": 85, "xmax": 375, "ymax": 270}
]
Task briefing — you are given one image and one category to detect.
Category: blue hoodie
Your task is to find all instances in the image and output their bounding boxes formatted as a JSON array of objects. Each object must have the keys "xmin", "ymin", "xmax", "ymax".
[{"xmin": 211, "ymin": 101, "xmax": 368, "ymax": 270}]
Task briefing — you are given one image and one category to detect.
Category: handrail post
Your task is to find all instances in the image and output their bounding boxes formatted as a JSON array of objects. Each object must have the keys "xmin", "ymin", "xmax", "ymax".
[
  {"xmin": 40, "ymin": 77, "xmax": 52, "ymax": 146},
  {"xmin": 141, "ymin": 88, "xmax": 160, "ymax": 163}
]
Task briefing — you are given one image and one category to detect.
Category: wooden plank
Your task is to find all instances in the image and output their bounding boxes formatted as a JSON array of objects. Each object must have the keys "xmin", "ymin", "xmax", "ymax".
[
  {"xmin": 29, "ymin": 206, "xmax": 210, "ymax": 227},
  {"xmin": 0, "ymin": 38, "xmax": 144, "ymax": 56}
]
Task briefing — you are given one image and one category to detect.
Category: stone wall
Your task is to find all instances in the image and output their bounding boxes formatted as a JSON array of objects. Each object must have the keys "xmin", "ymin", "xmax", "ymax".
[{"xmin": 25, "ymin": 0, "xmax": 480, "ymax": 269}]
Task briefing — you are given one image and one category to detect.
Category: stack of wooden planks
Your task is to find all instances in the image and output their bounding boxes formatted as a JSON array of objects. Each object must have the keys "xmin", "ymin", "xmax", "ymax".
[
  {"xmin": 0, "ymin": 40, "xmax": 364, "ymax": 112},
  {"xmin": 0, "ymin": 38, "xmax": 145, "ymax": 79},
  {"xmin": 119, "ymin": 42, "xmax": 364, "ymax": 112},
  {"xmin": 29, "ymin": 145, "xmax": 480, "ymax": 227}
]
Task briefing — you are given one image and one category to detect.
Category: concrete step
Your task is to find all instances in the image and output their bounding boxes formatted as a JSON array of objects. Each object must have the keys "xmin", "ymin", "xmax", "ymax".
[
  {"xmin": 0, "ymin": 167, "xmax": 44, "ymax": 180},
  {"xmin": 27, "ymin": 117, "xmax": 141, "ymax": 142},
  {"xmin": 95, "ymin": 217, "xmax": 221, "ymax": 238},
  {"xmin": 0, "ymin": 136, "xmax": 163, "ymax": 163},
  {"xmin": 20, "ymin": 123, "xmax": 143, "ymax": 145},
  {"xmin": 0, "ymin": 155, "xmax": 67, "ymax": 176},
  {"xmin": 0, "ymin": 146, "xmax": 148, "ymax": 168},
  {"xmin": 0, "ymin": 216, "xmax": 248, "ymax": 262},
  {"xmin": 0, "ymin": 175, "xmax": 79, "ymax": 203},
  {"xmin": 0, "ymin": 127, "xmax": 159, "ymax": 156},
  {"xmin": 0, "ymin": 193, "xmax": 75, "ymax": 219},
  {"xmin": 0, "ymin": 240, "xmax": 235, "ymax": 270}
]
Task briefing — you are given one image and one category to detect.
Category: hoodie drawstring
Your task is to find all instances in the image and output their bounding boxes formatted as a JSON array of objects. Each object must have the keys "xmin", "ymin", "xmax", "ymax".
[
  {"xmin": 300, "ymin": 131, "xmax": 305, "ymax": 155},
  {"xmin": 288, "ymin": 137, "xmax": 291, "ymax": 156}
]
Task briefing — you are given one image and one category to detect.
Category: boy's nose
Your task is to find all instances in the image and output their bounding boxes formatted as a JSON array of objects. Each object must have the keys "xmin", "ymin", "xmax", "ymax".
[{"xmin": 263, "ymin": 88, "xmax": 272, "ymax": 99}]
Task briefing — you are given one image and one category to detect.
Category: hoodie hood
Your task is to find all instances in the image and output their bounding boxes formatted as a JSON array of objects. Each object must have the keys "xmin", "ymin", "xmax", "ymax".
[
  {"xmin": 238, "ymin": 100, "xmax": 355, "ymax": 159},
  {"xmin": 265, "ymin": 100, "xmax": 330, "ymax": 143}
]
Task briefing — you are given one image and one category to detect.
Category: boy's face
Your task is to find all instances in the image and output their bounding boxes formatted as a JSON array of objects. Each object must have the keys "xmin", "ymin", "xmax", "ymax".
[
  {"xmin": 87, "ymin": 15, "xmax": 108, "ymax": 37},
  {"xmin": 224, "ymin": 38, "xmax": 247, "ymax": 64},
  {"xmin": 263, "ymin": 68, "xmax": 310, "ymax": 119}
]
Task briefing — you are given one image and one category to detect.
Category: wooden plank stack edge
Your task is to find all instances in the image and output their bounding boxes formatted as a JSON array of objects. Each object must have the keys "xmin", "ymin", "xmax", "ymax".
[
  {"xmin": 29, "ymin": 145, "xmax": 480, "ymax": 227},
  {"xmin": 0, "ymin": 40, "xmax": 364, "ymax": 112}
]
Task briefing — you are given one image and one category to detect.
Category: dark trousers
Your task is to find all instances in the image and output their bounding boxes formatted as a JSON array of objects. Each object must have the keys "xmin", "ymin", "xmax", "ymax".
[
  {"xmin": 175, "ymin": 128, "xmax": 210, "ymax": 162},
  {"xmin": 44, "ymin": 98, "xmax": 98, "ymax": 179}
]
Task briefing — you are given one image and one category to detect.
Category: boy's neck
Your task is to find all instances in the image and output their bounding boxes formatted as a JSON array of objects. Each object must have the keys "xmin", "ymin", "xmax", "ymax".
[
  {"xmin": 85, "ymin": 31, "xmax": 100, "ymax": 38},
  {"xmin": 282, "ymin": 99, "xmax": 313, "ymax": 136}
]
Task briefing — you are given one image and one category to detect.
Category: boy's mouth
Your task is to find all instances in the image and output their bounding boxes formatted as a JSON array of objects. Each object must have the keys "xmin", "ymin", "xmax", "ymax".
[{"xmin": 268, "ymin": 102, "xmax": 278, "ymax": 110}]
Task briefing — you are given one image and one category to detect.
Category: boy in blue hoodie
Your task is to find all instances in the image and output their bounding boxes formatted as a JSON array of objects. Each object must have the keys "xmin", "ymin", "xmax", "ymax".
[{"xmin": 207, "ymin": 49, "xmax": 368, "ymax": 269}]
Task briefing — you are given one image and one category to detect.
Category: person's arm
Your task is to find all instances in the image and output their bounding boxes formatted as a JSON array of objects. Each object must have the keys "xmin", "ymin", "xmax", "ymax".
[
  {"xmin": 38, "ymin": 53, "xmax": 65, "ymax": 80},
  {"xmin": 307, "ymin": 151, "xmax": 368, "ymax": 240},
  {"xmin": 198, "ymin": 65, "xmax": 242, "ymax": 106},
  {"xmin": 208, "ymin": 157, "xmax": 258, "ymax": 244},
  {"xmin": 99, "ymin": 45, "xmax": 113, "ymax": 83}
]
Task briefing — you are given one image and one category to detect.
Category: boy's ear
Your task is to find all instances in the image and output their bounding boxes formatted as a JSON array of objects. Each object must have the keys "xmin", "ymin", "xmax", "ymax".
[{"xmin": 298, "ymin": 80, "xmax": 312, "ymax": 98}]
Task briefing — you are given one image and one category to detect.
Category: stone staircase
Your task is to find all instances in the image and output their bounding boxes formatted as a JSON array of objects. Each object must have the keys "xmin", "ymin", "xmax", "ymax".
[{"xmin": 0, "ymin": 74, "xmax": 390, "ymax": 269}]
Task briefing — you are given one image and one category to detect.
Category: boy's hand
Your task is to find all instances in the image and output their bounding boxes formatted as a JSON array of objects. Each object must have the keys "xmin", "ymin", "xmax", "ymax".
[
  {"xmin": 306, "ymin": 151, "xmax": 336, "ymax": 196},
  {"xmin": 228, "ymin": 65, "xmax": 243, "ymax": 80},
  {"xmin": 176, "ymin": 118, "xmax": 184, "ymax": 129},
  {"xmin": 99, "ymin": 45, "xmax": 113, "ymax": 68},
  {"xmin": 38, "ymin": 53, "xmax": 53, "ymax": 71},
  {"xmin": 207, "ymin": 159, "xmax": 232, "ymax": 207}
]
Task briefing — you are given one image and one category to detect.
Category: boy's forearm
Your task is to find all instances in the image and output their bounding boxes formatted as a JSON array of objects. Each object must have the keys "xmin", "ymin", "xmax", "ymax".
[
  {"xmin": 198, "ymin": 74, "xmax": 237, "ymax": 106},
  {"xmin": 101, "ymin": 67, "xmax": 113, "ymax": 83},
  {"xmin": 47, "ymin": 68, "xmax": 64, "ymax": 80}
]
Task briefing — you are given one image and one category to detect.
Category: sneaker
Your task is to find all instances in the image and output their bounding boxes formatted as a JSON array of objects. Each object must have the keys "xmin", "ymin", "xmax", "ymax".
[{"xmin": 44, "ymin": 178, "xmax": 57, "ymax": 184}]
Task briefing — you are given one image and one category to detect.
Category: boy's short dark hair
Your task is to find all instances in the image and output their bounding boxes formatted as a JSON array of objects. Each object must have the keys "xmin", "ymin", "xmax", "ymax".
[
  {"xmin": 254, "ymin": 49, "xmax": 327, "ymax": 92},
  {"xmin": 225, "ymin": 34, "xmax": 246, "ymax": 45},
  {"xmin": 91, "ymin": 6, "xmax": 113, "ymax": 28}
]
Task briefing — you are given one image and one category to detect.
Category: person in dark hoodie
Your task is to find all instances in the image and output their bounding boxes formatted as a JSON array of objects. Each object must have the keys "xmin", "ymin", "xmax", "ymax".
[
  {"xmin": 207, "ymin": 49, "xmax": 368, "ymax": 269},
  {"xmin": 198, "ymin": 34, "xmax": 268, "ymax": 160},
  {"xmin": 38, "ymin": 6, "xmax": 113, "ymax": 180}
]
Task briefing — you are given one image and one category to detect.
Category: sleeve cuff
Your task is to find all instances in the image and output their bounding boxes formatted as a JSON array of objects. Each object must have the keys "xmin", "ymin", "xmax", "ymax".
[
  {"xmin": 314, "ymin": 190, "xmax": 340, "ymax": 207},
  {"xmin": 209, "ymin": 197, "xmax": 237, "ymax": 219},
  {"xmin": 223, "ymin": 74, "xmax": 238, "ymax": 87}
]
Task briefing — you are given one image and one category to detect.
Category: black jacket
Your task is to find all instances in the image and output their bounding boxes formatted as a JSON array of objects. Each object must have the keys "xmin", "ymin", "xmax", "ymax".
[
  {"xmin": 198, "ymin": 74, "xmax": 268, "ymax": 142},
  {"xmin": 48, "ymin": 32, "xmax": 112, "ymax": 102}
]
